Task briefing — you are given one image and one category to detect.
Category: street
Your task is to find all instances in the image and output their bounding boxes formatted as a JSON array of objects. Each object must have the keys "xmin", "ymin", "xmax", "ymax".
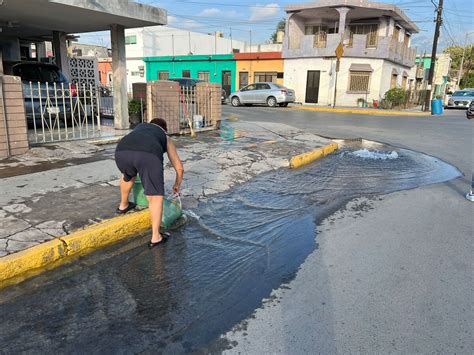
[{"xmin": 0, "ymin": 107, "xmax": 472, "ymax": 353}]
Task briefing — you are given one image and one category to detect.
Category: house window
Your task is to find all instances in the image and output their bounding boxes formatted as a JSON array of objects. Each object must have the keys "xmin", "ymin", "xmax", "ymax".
[
  {"xmin": 198, "ymin": 71, "xmax": 210, "ymax": 82},
  {"xmin": 182, "ymin": 70, "xmax": 191, "ymax": 78},
  {"xmin": 305, "ymin": 25, "xmax": 328, "ymax": 48},
  {"xmin": 348, "ymin": 71, "xmax": 371, "ymax": 93},
  {"xmin": 305, "ymin": 25, "xmax": 327, "ymax": 35},
  {"xmin": 391, "ymin": 74, "xmax": 398, "ymax": 88},
  {"xmin": 131, "ymin": 71, "xmax": 141, "ymax": 76},
  {"xmin": 349, "ymin": 24, "xmax": 379, "ymax": 48},
  {"xmin": 158, "ymin": 71, "xmax": 169, "ymax": 80},
  {"xmin": 125, "ymin": 35, "xmax": 137, "ymax": 45},
  {"xmin": 254, "ymin": 72, "xmax": 277, "ymax": 83},
  {"xmin": 401, "ymin": 76, "xmax": 408, "ymax": 89}
]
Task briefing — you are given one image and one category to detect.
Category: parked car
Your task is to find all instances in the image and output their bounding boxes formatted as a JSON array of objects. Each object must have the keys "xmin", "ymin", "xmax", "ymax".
[
  {"xmin": 467, "ymin": 100, "xmax": 474, "ymax": 119},
  {"xmin": 229, "ymin": 82, "xmax": 295, "ymax": 107},
  {"xmin": 3, "ymin": 61, "xmax": 76, "ymax": 127},
  {"xmin": 446, "ymin": 89, "xmax": 474, "ymax": 109}
]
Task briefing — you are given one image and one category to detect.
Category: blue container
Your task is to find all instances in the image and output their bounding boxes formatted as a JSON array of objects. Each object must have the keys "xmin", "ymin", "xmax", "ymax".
[{"xmin": 431, "ymin": 99, "xmax": 443, "ymax": 115}]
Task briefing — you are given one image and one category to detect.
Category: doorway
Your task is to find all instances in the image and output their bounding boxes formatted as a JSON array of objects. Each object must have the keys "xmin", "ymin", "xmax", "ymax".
[
  {"xmin": 305, "ymin": 70, "xmax": 320, "ymax": 104},
  {"xmin": 222, "ymin": 71, "xmax": 232, "ymax": 96},
  {"xmin": 239, "ymin": 71, "xmax": 248, "ymax": 89}
]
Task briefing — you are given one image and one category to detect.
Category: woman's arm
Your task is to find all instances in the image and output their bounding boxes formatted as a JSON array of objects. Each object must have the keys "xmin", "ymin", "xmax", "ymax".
[{"xmin": 166, "ymin": 138, "xmax": 184, "ymax": 193}]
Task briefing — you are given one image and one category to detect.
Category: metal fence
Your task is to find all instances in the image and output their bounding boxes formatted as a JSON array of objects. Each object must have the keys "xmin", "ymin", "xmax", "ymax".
[
  {"xmin": 25, "ymin": 82, "xmax": 105, "ymax": 143},
  {"xmin": 178, "ymin": 85, "xmax": 216, "ymax": 130}
]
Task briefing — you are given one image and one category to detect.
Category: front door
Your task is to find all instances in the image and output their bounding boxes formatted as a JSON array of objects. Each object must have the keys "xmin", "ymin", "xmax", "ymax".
[
  {"xmin": 239, "ymin": 72, "xmax": 248, "ymax": 89},
  {"xmin": 305, "ymin": 70, "xmax": 320, "ymax": 104},
  {"xmin": 222, "ymin": 71, "xmax": 232, "ymax": 96}
]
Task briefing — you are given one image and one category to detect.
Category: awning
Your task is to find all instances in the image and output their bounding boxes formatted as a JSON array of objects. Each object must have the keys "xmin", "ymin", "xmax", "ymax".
[
  {"xmin": 392, "ymin": 68, "xmax": 399, "ymax": 75},
  {"xmin": 402, "ymin": 71, "xmax": 408, "ymax": 77},
  {"xmin": 349, "ymin": 64, "xmax": 373, "ymax": 72},
  {"xmin": 0, "ymin": 0, "xmax": 166, "ymax": 40}
]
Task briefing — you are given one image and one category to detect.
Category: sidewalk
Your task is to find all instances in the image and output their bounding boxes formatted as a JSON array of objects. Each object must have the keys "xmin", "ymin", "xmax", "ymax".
[
  {"xmin": 0, "ymin": 121, "xmax": 333, "ymax": 257},
  {"xmin": 291, "ymin": 104, "xmax": 430, "ymax": 116}
]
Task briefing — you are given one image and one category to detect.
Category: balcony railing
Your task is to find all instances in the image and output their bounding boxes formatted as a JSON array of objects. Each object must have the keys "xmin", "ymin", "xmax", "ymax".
[{"xmin": 284, "ymin": 33, "xmax": 416, "ymax": 67}]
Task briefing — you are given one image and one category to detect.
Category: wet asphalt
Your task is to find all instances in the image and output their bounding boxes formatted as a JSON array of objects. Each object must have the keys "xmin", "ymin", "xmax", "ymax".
[{"xmin": 0, "ymin": 142, "xmax": 461, "ymax": 353}]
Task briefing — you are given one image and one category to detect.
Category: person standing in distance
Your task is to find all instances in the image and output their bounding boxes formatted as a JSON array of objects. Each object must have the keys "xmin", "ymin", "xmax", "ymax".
[{"xmin": 114, "ymin": 118, "xmax": 184, "ymax": 247}]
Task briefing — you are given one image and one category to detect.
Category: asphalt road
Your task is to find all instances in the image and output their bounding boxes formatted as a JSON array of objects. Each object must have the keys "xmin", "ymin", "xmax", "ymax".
[{"xmin": 222, "ymin": 106, "xmax": 473, "ymax": 353}]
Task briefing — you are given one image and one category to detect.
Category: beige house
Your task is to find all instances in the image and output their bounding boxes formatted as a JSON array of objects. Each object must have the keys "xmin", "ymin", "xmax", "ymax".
[{"xmin": 283, "ymin": 0, "xmax": 419, "ymax": 107}]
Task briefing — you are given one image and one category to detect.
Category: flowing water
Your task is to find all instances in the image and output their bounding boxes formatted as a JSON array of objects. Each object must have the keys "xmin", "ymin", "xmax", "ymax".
[{"xmin": 0, "ymin": 142, "xmax": 461, "ymax": 353}]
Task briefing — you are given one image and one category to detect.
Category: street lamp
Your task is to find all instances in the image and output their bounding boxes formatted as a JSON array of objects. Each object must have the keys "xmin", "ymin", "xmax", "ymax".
[{"xmin": 456, "ymin": 31, "xmax": 474, "ymax": 90}]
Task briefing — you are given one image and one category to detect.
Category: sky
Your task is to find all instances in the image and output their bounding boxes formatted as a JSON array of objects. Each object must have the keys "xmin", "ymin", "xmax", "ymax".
[{"xmin": 78, "ymin": 0, "xmax": 474, "ymax": 53}]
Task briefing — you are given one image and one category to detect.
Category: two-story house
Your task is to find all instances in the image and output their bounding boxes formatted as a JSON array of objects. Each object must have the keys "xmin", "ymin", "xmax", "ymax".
[{"xmin": 283, "ymin": 0, "xmax": 419, "ymax": 107}]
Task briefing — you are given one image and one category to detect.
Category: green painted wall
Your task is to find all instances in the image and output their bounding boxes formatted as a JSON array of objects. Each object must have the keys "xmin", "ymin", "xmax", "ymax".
[{"xmin": 144, "ymin": 54, "xmax": 237, "ymax": 93}]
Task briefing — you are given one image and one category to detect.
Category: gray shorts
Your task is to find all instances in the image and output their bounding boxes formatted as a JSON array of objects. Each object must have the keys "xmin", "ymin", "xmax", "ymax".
[{"xmin": 115, "ymin": 150, "xmax": 165, "ymax": 196}]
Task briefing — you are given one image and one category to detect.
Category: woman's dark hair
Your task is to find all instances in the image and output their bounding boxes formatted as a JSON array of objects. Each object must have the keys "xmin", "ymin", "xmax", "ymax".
[{"xmin": 150, "ymin": 118, "xmax": 168, "ymax": 132}]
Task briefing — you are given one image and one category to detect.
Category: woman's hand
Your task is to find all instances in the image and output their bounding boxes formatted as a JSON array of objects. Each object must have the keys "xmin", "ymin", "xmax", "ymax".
[{"xmin": 173, "ymin": 183, "xmax": 180, "ymax": 194}]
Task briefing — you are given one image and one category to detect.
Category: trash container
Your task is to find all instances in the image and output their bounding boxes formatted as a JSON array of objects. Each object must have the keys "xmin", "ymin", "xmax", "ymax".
[
  {"xmin": 220, "ymin": 120, "xmax": 235, "ymax": 141},
  {"xmin": 431, "ymin": 99, "xmax": 443, "ymax": 115}
]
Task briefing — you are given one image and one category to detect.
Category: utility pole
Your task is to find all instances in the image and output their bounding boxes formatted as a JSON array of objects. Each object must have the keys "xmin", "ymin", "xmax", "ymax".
[
  {"xmin": 230, "ymin": 27, "xmax": 233, "ymax": 53},
  {"xmin": 424, "ymin": 0, "xmax": 443, "ymax": 111},
  {"xmin": 456, "ymin": 32, "xmax": 474, "ymax": 89},
  {"xmin": 249, "ymin": 30, "xmax": 252, "ymax": 53}
]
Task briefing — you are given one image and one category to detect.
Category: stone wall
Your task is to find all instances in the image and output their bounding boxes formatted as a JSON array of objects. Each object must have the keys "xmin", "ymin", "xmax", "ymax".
[{"xmin": 0, "ymin": 75, "xmax": 29, "ymax": 159}]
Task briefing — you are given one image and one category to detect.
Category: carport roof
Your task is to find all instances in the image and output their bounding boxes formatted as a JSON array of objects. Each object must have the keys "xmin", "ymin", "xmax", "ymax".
[{"xmin": 0, "ymin": 0, "xmax": 167, "ymax": 40}]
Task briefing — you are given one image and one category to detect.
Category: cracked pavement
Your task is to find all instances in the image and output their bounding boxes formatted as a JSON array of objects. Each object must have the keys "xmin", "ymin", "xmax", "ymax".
[{"xmin": 0, "ymin": 120, "xmax": 332, "ymax": 257}]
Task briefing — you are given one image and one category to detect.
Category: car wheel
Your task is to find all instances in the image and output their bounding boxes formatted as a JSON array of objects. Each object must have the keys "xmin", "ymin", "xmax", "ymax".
[
  {"xmin": 279, "ymin": 102, "xmax": 288, "ymax": 107},
  {"xmin": 267, "ymin": 96, "xmax": 277, "ymax": 107},
  {"xmin": 231, "ymin": 96, "xmax": 240, "ymax": 107}
]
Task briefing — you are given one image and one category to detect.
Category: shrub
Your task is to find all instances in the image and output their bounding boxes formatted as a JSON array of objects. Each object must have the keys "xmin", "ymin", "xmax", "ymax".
[
  {"xmin": 128, "ymin": 99, "xmax": 142, "ymax": 114},
  {"xmin": 384, "ymin": 88, "xmax": 406, "ymax": 108}
]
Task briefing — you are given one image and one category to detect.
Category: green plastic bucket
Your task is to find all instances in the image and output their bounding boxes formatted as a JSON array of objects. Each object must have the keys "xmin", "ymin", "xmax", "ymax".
[
  {"xmin": 133, "ymin": 176, "xmax": 149, "ymax": 207},
  {"xmin": 132, "ymin": 177, "xmax": 183, "ymax": 229},
  {"xmin": 220, "ymin": 121, "xmax": 235, "ymax": 141}
]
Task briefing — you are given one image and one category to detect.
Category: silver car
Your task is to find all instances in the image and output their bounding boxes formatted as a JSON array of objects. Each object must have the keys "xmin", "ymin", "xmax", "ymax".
[
  {"xmin": 446, "ymin": 89, "xmax": 474, "ymax": 109},
  {"xmin": 230, "ymin": 82, "xmax": 295, "ymax": 107}
]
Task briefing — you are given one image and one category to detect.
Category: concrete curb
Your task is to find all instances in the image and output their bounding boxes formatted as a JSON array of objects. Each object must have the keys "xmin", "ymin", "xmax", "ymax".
[
  {"xmin": 0, "ymin": 209, "xmax": 152, "ymax": 288},
  {"xmin": 289, "ymin": 142, "xmax": 339, "ymax": 169},
  {"xmin": 291, "ymin": 105, "xmax": 430, "ymax": 116}
]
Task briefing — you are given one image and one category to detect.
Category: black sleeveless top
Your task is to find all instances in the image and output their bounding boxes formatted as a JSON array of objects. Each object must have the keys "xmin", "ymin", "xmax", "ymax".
[{"xmin": 116, "ymin": 123, "xmax": 167, "ymax": 161}]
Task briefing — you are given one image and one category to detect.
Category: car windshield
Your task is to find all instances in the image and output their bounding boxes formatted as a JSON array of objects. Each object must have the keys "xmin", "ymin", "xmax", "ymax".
[
  {"xmin": 453, "ymin": 91, "xmax": 474, "ymax": 97},
  {"xmin": 13, "ymin": 64, "xmax": 66, "ymax": 83}
]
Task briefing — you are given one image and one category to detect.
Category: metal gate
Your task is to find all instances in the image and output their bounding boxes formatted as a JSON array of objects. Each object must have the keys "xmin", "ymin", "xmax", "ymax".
[{"xmin": 26, "ymin": 81, "xmax": 102, "ymax": 144}]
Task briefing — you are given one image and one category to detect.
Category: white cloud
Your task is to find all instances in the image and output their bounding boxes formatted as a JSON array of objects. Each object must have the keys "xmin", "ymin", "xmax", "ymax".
[
  {"xmin": 249, "ymin": 3, "xmax": 280, "ymax": 22},
  {"xmin": 198, "ymin": 7, "xmax": 238, "ymax": 18},
  {"xmin": 168, "ymin": 15, "xmax": 201, "ymax": 29},
  {"xmin": 199, "ymin": 8, "xmax": 220, "ymax": 17}
]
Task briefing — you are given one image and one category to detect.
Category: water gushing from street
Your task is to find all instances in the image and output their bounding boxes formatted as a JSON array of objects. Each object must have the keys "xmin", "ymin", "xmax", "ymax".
[{"xmin": 0, "ymin": 143, "xmax": 461, "ymax": 353}]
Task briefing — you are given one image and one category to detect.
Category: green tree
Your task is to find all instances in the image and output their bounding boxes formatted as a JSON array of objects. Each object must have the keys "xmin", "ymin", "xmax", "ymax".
[
  {"xmin": 443, "ymin": 45, "xmax": 473, "ymax": 88},
  {"xmin": 270, "ymin": 18, "xmax": 286, "ymax": 43}
]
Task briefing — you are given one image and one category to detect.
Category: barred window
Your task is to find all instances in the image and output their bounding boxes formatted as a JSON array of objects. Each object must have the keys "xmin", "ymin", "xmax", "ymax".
[
  {"xmin": 198, "ymin": 71, "xmax": 210, "ymax": 82},
  {"xmin": 349, "ymin": 24, "xmax": 379, "ymax": 48},
  {"xmin": 158, "ymin": 71, "xmax": 169, "ymax": 80},
  {"xmin": 254, "ymin": 72, "xmax": 277, "ymax": 83},
  {"xmin": 348, "ymin": 71, "xmax": 371, "ymax": 93}
]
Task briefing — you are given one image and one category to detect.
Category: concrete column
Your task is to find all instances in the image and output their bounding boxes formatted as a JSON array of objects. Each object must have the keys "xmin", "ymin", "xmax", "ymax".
[
  {"xmin": 111, "ymin": 24, "xmax": 129, "ymax": 129},
  {"xmin": 52, "ymin": 31, "xmax": 70, "ymax": 79},
  {"xmin": 336, "ymin": 7, "xmax": 351, "ymax": 40},
  {"xmin": 0, "ymin": 49, "xmax": 3, "ymax": 75}
]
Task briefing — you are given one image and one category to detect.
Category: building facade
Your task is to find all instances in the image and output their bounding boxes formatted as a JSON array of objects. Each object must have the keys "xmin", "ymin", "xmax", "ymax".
[
  {"xmin": 412, "ymin": 53, "xmax": 452, "ymax": 96},
  {"xmin": 124, "ymin": 26, "xmax": 246, "ymax": 89},
  {"xmin": 235, "ymin": 52, "xmax": 284, "ymax": 89},
  {"xmin": 283, "ymin": 0, "xmax": 419, "ymax": 106},
  {"xmin": 144, "ymin": 54, "xmax": 237, "ymax": 94}
]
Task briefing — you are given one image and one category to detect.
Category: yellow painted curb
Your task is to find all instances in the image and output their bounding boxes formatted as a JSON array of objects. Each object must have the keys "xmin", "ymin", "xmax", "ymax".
[
  {"xmin": 0, "ymin": 209, "xmax": 152, "ymax": 288},
  {"xmin": 291, "ymin": 105, "xmax": 430, "ymax": 116},
  {"xmin": 290, "ymin": 142, "xmax": 339, "ymax": 169}
]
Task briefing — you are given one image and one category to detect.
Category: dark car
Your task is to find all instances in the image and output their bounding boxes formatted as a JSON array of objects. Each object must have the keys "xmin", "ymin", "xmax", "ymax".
[
  {"xmin": 467, "ymin": 101, "xmax": 474, "ymax": 119},
  {"xmin": 4, "ymin": 61, "xmax": 77, "ymax": 127}
]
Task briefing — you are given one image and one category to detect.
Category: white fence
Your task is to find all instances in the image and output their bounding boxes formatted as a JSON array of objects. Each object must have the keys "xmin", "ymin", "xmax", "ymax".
[{"xmin": 25, "ymin": 81, "xmax": 105, "ymax": 143}]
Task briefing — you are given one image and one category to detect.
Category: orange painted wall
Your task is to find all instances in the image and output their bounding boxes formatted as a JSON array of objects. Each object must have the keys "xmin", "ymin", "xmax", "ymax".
[{"xmin": 98, "ymin": 59, "xmax": 112, "ymax": 86}]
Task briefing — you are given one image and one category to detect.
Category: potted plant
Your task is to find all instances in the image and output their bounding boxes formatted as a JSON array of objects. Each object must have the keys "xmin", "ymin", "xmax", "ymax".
[
  {"xmin": 128, "ymin": 99, "xmax": 143, "ymax": 128},
  {"xmin": 357, "ymin": 98, "xmax": 365, "ymax": 108}
]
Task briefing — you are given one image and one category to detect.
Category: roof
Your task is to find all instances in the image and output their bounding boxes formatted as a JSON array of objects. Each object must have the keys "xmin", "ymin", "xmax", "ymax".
[
  {"xmin": 0, "ymin": 0, "xmax": 166, "ymax": 40},
  {"xmin": 144, "ymin": 54, "xmax": 234, "ymax": 62},
  {"xmin": 285, "ymin": 0, "xmax": 419, "ymax": 33},
  {"xmin": 234, "ymin": 52, "xmax": 282, "ymax": 60}
]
